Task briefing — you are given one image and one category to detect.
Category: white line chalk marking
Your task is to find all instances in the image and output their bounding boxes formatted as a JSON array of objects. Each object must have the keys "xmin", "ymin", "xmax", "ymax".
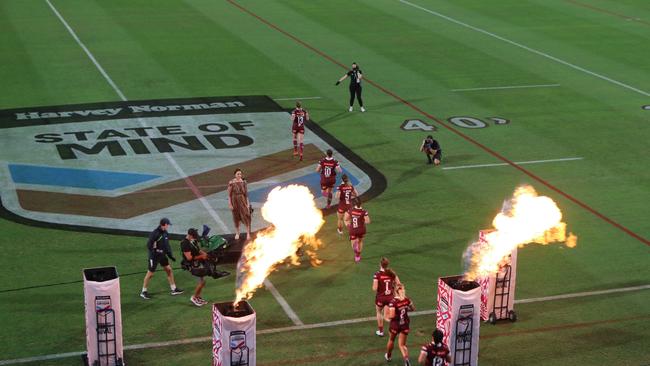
[
  {"xmin": 443, "ymin": 157, "xmax": 584, "ymax": 170},
  {"xmin": 3, "ymin": 283, "xmax": 647, "ymax": 365},
  {"xmin": 399, "ymin": 0, "xmax": 650, "ymax": 97},
  {"xmin": 452, "ymin": 84, "xmax": 560, "ymax": 92}
]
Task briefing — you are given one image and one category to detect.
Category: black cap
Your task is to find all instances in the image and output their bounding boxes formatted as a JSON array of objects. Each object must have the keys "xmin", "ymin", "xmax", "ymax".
[
  {"xmin": 160, "ymin": 217, "xmax": 172, "ymax": 226},
  {"xmin": 187, "ymin": 228, "xmax": 199, "ymax": 239}
]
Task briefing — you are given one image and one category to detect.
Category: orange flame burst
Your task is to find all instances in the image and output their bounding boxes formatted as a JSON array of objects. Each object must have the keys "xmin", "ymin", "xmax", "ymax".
[
  {"xmin": 234, "ymin": 184, "xmax": 324, "ymax": 304},
  {"xmin": 463, "ymin": 185, "xmax": 577, "ymax": 281}
]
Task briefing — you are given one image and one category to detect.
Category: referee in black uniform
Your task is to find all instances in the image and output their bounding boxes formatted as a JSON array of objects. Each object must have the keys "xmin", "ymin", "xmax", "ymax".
[
  {"xmin": 336, "ymin": 62, "xmax": 365, "ymax": 112},
  {"xmin": 140, "ymin": 218, "xmax": 184, "ymax": 299}
]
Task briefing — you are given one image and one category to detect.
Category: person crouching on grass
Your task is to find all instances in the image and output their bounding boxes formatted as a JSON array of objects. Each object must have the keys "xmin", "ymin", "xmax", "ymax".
[
  {"xmin": 344, "ymin": 197, "xmax": 370, "ymax": 263},
  {"xmin": 385, "ymin": 283, "xmax": 415, "ymax": 366},
  {"xmin": 373, "ymin": 257, "xmax": 400, "ymax": 337},
  {"xmin": 420, "ymin": 135, "xmax": 442, "ymax": 166}
]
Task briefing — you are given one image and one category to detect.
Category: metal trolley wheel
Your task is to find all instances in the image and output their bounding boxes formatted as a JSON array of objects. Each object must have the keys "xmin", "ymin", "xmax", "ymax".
[{"xmin": 508, "ymin": 310, "xmax": 517, "ymax": 322}]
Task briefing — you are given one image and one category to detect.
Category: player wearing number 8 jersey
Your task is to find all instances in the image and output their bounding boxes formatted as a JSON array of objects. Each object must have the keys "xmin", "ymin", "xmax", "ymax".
[
  {"xmin": 291, "ymin": 101, "xmax": 309, "ymax": 161},
  {"xmin": 316, "ymin": 149, "xmax": 342, "ymax": 208},
  {"xmin": 335, "ymin": 174, "xmax": 358, "ymax": 234},
  {"xmin": 385, "ymin": 283, "xmax": 415, "ymax": 366},
  {"xmin": 344, "ymin": 197, "xmax": 370, "ymax": 263},
  {"xmin": 373, "ymin": 257, "xmax": 400, "ymax": 337}
]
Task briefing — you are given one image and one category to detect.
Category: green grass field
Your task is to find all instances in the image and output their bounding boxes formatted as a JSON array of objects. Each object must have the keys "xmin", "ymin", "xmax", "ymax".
[{"xmin": 1, "ymin": 0, "xmax": 649, "ymax": 365}]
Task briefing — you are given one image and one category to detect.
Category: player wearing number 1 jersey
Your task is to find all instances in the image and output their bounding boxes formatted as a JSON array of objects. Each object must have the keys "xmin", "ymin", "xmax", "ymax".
[
  {"xmin": 344, "ymin": 198, "xmax": 370, "ymax": 263},
  {"xmin": 385, "ymin": 283, "xmax": 415, "ymax": 366},
  {"xmin": 373, "ymin": 257, "xmax": 400, "ymax": 337},
  {"xmin": 335, "ymin": 174, "xmax": 358, "ymax": 234},
  {"xmin": 316, "ymin": 149, "xmax": 342, "ymax": 208},
  {"xmin": 291, "ymin": 101, "xmax": 309, "ymax": 161}
]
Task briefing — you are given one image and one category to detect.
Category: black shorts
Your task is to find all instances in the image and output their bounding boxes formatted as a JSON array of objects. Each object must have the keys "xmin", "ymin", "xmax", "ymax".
[
  {"xmin": 433, "ymin": 150, "xmax": 442, "ymax": 160},
  {"xmin": 148, "ymin": 252, "xmax": 169, "ymax": 272}
]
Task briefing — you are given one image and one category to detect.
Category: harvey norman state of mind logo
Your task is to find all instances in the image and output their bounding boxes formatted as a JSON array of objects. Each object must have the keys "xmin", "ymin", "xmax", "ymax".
[{"xmin": 0, "ymin": 96, "xmax": 385, "ymax": 236}]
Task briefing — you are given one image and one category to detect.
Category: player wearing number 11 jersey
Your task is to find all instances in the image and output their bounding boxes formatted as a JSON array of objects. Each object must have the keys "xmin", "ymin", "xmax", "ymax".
[
  {"xmin": 316, "ymin": 149, "xmax": 342, "ymax": 208},
  {"xmin": 373, "ymin": 257, "xmax": 400, "ymax": 337}
]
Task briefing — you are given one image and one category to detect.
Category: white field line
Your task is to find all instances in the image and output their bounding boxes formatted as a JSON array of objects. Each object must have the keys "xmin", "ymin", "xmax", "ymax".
[
  {"xmin": 264, "ymin": 279, "xmax": 304, "ymax": 325},
  {"xmin": 2, "ymin": 284, "xmax": 648, "ymax": 365},
  {"xmin": 442, "ymin": 157, "xmax": 584, "ymax": 170},
  {"xmin": 45, "ymin": 0, "xmax": 306, "ymax": 327},
  {"xmin": 452, "ymin": 84, "xmax": 560, "ymax": 92},
  {"xmin": 46, "ymin": 0, "xmax": 229, "ymax": 233},
  {"xmin": 273, "ymin": 96, "xmax": 322, "ymax": 101},
  {"xmin": 399, "ymin": 0, "xmax": 650, "ymax": 97}
]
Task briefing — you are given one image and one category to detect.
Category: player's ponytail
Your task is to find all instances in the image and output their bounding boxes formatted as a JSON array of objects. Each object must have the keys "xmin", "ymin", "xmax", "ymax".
[
  {"xmin": 433, "ymin": 328, "xmax": 444, "ymax": 346},
  {"xmin": 342, "ymin": 174, "xmax": 349, "ymax": 184},
  {"xmin": 380, "ymin": 257, "xmax": 389, "ymax": 269},
  {"xmin": 296, "ymin": 101, "xmax": 301, "ymax": 108},
  {"xmin": 385, "ymin": 268, "xmax": 396, "ymax": 280}
]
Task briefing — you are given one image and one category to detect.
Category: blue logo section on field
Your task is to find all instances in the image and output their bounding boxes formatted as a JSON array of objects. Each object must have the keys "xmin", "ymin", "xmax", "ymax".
[
  {"xmin": 248, "ymin": 168, "xmax": 359, "ymax": 203},
  {"xmin": 9, "ymin": 164, "xmax": 160, "ymax": 190}
]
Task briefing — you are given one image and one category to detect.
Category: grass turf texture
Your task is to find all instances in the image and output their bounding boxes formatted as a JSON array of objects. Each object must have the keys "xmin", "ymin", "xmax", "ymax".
[{"xmin": 1, "ymin": 0, "xmax": 649, "ymax": 365}]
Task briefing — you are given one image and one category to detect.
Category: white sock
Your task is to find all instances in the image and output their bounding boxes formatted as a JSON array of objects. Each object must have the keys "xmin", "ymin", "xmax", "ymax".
[
  {"xmin": 142, "ymin": 287, "xmax": 147, "ymax": 292},
  {"xmin": 170, "ymin": 285, "xmax": 176, "ymax": 291}
]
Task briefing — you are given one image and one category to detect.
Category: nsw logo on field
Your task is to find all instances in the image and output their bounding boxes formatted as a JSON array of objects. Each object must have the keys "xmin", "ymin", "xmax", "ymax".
[{"xmin": 0, "ymin": 96, "xmax": 385, "ymax": 237}]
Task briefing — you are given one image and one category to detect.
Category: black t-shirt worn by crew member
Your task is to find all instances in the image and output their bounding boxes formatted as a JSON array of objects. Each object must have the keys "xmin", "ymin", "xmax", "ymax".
[
  {"xmin": 424, "ymin": 138, "xmax": 441, "ymax": 152},
  {"xmin": 147, "ymin": 227, "xmax": 171, "ymax": 256},
  {"xmin": 347, "ymin": 68, "xmax": 362, "ymax": 87},
  {"xmin": 180, "ymin": 238, "xmax": 202, "ymax": 267}
]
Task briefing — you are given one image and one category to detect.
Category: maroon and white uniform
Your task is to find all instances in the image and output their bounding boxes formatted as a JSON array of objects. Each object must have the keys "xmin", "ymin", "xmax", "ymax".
[
  {"xmin": 347, "ymin": 206, "xmax": 368, "ymax": 240},
  {"xmin": 318, "ymin": 157, "xmax": 339, "ymax": 189},
  {"xmin": 337, "ymin": 184, "xmax": 355, "ymax": 214},
  {"xmin": 374, "ymin": 270, "xmax": 395, "ymax": 307},
  {"xmin": 421, "ymin": 342, "xmax": 450, "ymax": 366},
  {"xmin": 291, "ymin": 108, "xmax": 308, "ymax": 134},
  {"xmin": 388, "ymin": 297, "xmax": 412, "ymax": 334}
]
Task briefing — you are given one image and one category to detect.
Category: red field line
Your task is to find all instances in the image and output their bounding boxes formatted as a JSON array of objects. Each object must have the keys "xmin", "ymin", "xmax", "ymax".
[
  {"xmin": 227, "ymin": 0, "xmax": 649, "ymax": 246},
  {"xmin": 566, "ymin": 0, "xmax": 650, "ymax": 26},
  {"xmin": 258, "ymin": 315, "xmax": 650, "ymax": 366}
]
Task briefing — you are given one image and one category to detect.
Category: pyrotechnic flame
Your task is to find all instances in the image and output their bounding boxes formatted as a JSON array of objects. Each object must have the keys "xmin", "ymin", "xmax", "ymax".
[
  {"xmin": 234, "ymin": 185, "xmax": 324, "ymax": 304},
  {"xmin": 463, "ymin": 185, "xmax": 577, "ymax": 280}
]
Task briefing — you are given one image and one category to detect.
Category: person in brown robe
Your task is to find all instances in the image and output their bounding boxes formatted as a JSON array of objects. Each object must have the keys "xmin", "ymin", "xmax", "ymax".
[{"xmin": 227, "ymin": 168, "xmax": 252, "ymax": 241}]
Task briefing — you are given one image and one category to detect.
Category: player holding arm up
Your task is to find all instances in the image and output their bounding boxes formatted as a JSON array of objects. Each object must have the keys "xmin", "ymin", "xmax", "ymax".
[
  {"xmin": 335, "ymin": 174, "xmax": 358, "ymax": 234},
  {"xmin": 290, "ymin": 101, "xmax": 309, "ymax": 161},
  {"xmin": 315, "ymin": 149, "xmax": 342, "ymax": 209},
  {"xmin": 385, "ymin": 283, "xmax": 415, "ymax": 366},
  {"xmin": 372, "ymin": 257, "xmax": 400, "ymax": 337},
  {"xmin": 344, "ymin": 197, "xmax": 370, "ymax": 263},
  {"xmin": 335, "ymin": 62, "xmax": 365, "ymax": 112}
]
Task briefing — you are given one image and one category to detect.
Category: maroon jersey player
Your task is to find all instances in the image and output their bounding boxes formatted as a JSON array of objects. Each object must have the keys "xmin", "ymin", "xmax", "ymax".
[
  {"xmin": 372, "ymin": 257, "xmax": 400, "ymax": 337},
  {"xmin": 335, "ymin": 174, "xmax": 358, "ymax": 234},
  {"xmin": 344, "ymin": 198, "xmax": 370, "ymax": 263},
  {"xmin": 418, "ymin": 329, "xmax": 452, "ymax": 366},
  {"xmin": 384, "ymin": 283, "xmax": 415, "ymax": 365},
  {"xmin": 291, "ymin": 101, "xmax": 309, "ymax": 161},
  {"xmin": 315, "ymin": 149, "xmax": 342, "ymax": 208}
]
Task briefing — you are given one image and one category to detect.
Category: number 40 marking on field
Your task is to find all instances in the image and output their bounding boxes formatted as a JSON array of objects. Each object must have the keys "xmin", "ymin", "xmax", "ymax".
[{"xmin": 401, "ymin": 117, "xmax": 510, "ymax": 131}]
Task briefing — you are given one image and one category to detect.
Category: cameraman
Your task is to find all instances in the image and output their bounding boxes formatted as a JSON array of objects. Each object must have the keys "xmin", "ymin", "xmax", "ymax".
[{"xmin": 181, "ymin": 228, "xmax": 210, "ymax": 307}]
